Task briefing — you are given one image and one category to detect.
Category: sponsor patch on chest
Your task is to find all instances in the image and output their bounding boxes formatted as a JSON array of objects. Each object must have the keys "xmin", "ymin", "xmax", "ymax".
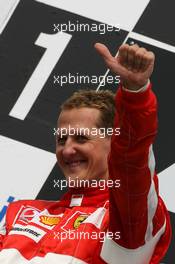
[{"xmin": 9, "ymin": 223, "xmax": 46, "ymax": 243}]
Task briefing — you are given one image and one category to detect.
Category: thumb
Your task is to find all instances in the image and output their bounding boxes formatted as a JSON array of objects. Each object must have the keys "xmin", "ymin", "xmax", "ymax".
[
  {"xmin": 94, "ymin": 43, "xmax": 114, "ymax": 63},
  {"xmin": 94, "ymin": 43, "xmax": 128, "ymax": 78}
]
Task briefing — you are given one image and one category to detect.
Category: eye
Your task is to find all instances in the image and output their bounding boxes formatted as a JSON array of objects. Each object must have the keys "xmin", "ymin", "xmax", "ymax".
[
  {"xmin": 75, "ymin": 135, "xmax": 89, "ymax": 143},
  {"xmin": 57, "ymin": 136, "xmax": 67, "ymax": 145}
]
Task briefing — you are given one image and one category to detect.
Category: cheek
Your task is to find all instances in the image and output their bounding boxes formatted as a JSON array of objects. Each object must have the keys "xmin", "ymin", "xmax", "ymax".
[
  {"xmin": 97, "ymin": 138, "xmax": 111, "ymax": 152},
  {"xmin": 94, "ymin": 142, "xmax": 110, "ymax": 163},
  {"xmin": 79, "ymin": 143, "xmax": 95, "ymax": 155},
  {"xmin": 90, "ymin": 145, "xmax": 108, "ymax": 163}
]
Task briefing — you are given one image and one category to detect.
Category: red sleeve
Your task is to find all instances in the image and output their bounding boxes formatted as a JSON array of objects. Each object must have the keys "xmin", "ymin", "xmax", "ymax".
[
  {"xmin": 100, "ymin": 84, "xmax": 170, "ymax": 264},
  {"xmin": 109, "ymin": 83, "xmax": 159, "ymax": 248}
]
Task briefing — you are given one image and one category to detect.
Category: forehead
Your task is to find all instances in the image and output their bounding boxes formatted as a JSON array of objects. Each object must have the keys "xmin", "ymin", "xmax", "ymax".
[{"xmin": 57, "ymin": 107, "xmax": 101, "ymax": 128}]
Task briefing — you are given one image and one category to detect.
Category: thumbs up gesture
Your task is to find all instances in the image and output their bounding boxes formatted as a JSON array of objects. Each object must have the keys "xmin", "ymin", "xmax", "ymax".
[{"xmin": 94, "ymin": 43, "xmax": 155, "ymax": 91}]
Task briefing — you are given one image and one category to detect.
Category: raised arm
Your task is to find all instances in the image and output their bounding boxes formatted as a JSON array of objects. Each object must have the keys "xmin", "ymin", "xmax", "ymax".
[{"xmin": 95, "ymin": 43, "xmax": 171, "ymax": 264}]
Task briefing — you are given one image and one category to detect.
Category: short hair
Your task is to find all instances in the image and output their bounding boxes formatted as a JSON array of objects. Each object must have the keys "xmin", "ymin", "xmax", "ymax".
[{"xmin": 60, "ymin": 89, "xmax": 116, "ymax": 129}]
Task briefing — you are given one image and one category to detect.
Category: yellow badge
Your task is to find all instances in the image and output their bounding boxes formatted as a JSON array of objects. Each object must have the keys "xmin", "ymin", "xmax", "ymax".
[
  {"xmin": 73, "ymin": 215, "xmax": 88, "ymax": 229},
  {"xmin": 39, "ymin": 216, "xmax": 61, "ymax": 226}
]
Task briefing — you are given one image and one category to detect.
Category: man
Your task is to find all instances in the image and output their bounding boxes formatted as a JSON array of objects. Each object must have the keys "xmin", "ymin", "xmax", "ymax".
[{"xmin": 0, "ymin": 43, "xmax": 171, "ymax": 263}]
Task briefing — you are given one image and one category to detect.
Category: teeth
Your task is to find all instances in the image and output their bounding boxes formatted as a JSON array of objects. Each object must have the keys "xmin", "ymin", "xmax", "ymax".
[
  {"xmin": 65, "ymin": 160, "xmax": 85, "ymax": 166},
  {"xmin": 70, "ymin": 161, "xmax": 80, "ymax": 166}
]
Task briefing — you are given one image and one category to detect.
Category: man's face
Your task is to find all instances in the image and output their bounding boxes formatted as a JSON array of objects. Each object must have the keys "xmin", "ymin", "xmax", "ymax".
[{"xmin": 56, "ymin": 107, "xmax": 111, "ymax": 183}]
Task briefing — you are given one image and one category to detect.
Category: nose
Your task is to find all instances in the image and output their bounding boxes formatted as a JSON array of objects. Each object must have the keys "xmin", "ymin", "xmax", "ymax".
[{"xmin": 62, "ymin": 137, "xmax": 76, "ymax": 157}]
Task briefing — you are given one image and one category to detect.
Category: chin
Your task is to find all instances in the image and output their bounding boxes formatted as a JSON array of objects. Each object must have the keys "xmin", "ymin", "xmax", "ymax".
[
  {"xmin": 66, "ymin": 173, "xmax": 86, "ymax": 181},
  {"xmin": 66, "ymin": 172, "xmax": 90, "ymax": 185}
]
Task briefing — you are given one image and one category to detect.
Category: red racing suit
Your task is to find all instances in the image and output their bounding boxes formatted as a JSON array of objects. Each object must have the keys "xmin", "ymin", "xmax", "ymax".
[{"xmin": 0, "ymin": 84, "xmax": 171, "ymax": 263}]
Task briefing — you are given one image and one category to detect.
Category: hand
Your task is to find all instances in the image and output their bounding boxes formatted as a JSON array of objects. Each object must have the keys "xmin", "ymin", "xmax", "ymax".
[{"xmin": 94, "ymin": 43, "xmax": 155, "ymax": 91}]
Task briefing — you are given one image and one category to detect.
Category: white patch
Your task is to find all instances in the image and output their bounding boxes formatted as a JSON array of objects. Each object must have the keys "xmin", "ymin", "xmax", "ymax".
[
  {"xmin": 9, "ymin": 224, "xmax": 46, "ymax": 243},
  {"xmin": 101, "ymin": 221, "xmax": 166, "ymax": 264},
  {"xmin": 0, "ymin": 248, "xmax": 87, "ymax": 264},
  {"xmin": 35, "ymin": 0, "xmax": 150, "ymax": 32},
  {"xmin": 16, "ymin": 206, "xmax": 41, "ymax": 224},
  {"xmin": 0, "ymin": 224, "xmax": 6, "ymax": 236},
  {"xmin": 83, "ymin": 207, "xmax": 106, "ymax": 229},
  {"xmin": 70, "ymin": 194, "xmax": 84, "ymax": 207},
  {"xmin": 145, "ymin": 145, "xmax": 158, "ymax": 242},
  {"xmin": 159, "ymin": 163, "xmax": 175, "ymax": 213}
]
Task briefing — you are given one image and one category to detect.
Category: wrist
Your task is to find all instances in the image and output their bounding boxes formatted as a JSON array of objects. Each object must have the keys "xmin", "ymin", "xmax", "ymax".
[
  {"xmin": 122, "ymin": 80, "xmax": 150, "ymax": 93},
  {"xmin": 122, "ymin": 79, "xmax": 149, "ymax": 91}
]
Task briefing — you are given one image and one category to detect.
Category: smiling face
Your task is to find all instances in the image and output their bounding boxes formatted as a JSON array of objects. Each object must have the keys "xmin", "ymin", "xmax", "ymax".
[{"xmin": 56, "ymin": 107, "xmax": 111, "ymax": 183}]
